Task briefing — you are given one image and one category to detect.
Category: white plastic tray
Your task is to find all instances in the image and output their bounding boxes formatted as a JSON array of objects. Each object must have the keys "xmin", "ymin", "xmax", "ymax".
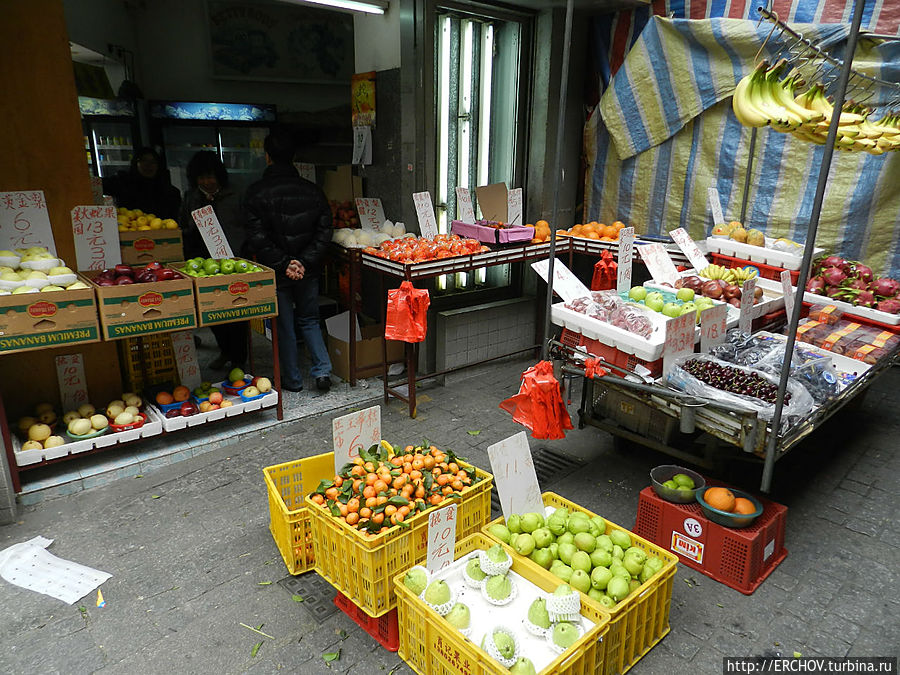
[
  {"xmin": 705, "ymin": 237, "xmax": 823, "ymax": 271},
  {"xmin": 802, "ymin": 290, "xmax": 900, "ymax": 326},
  {"xmin": 551, "ymin": 302, "xmax": 665, "ymax": 360},
  {"xmin": 150, "ymin": 389, "xmax": 278, "ymax": 431}
]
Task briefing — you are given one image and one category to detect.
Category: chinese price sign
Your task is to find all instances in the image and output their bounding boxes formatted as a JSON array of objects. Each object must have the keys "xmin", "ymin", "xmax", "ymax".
[
  {"xmin": 455, "ymin": 187, "xmax": 475, "ymax": 224},
  {"xmin": 191, "ymin": 205, "xmax": 234, "ymax": 259},
  {"xmin": 426, "ymin": 504, "xmax": 458, "ymax": 572},
  {"xmin": 530, "ymin": 259, "xmax": 592, "ymax": 304},
  {"xmin": 170, "ymin": 330, "xmax": 202, "ymax": 389},
  {"xmin": 617, "ymin": 227, "xmax": 635, "ymax": 294},
  {"xmin": 90, "ymin": 177, "xmax": 104, "ymax": 205},
  {"xmin": 669, "ymin": 227, "xmax": 709, "ymax": 272},
  {"xmin": 781, "ymin": 270, "xmax": 795, "ymax": 319},
  {"xmin": 700, "ymin": 303, "xmax": 727, "ymax": 353},
  {"xmin": 638, "ymin": 243, "xmax": 679, "ymax": 286},
  {"xmin": 506, "ymin": 188, "xmax": 523, "ymax": 226},
  {"xmin": 487, "ymin": 431, "xmax": 543, "ymax": 520},
  {"xmin": 663, "ymin": 312, "xmax": 695, "ymax": 376},
  {"xmin": 739, "ymin": 278, "xmax": 757, "ymax": 334},
  {"xmin": 0, "ymin": 190, "xmax": 57, "ymax": 254},
  {"xmin": 355, "ymin": 197, "xmax": 387, "ymax": 231},
  {"xmin": 55, "ymin": 354, "xmax": 89, "ymax": 412},
  {"xmin": 293, "ymin": 162, "xmax": 316, "ymax": 183},
  {"xmin": 332, "ymin": 405, "xmax": 382, "ymax": 473},
  {"xmin": 707, "ymin": 187, "xmax": 725, "ymax": 227},
  {"xmin": 412, "ymin": 192, "xmax": 439, "ymax": 240},
  {"xmin": 71, "ymin": 205, "xmax": 121, "ymax": 270}
]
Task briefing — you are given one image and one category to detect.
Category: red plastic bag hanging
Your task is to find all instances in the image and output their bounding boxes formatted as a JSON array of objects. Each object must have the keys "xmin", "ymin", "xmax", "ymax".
[
  {"xmin": 590, "ymin": 249, "xmax": 618, "ymax": 291},
  {"xmin": 499, "ymin": 361, "xmax": 573, "ymax": 440},
  {"xmin": 384, "ymin": 281, "xmax": 430, "ymax": 343}
]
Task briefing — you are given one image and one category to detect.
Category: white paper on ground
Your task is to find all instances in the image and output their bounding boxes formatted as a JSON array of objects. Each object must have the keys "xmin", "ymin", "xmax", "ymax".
[{"xmin": 0, "ymin": 536, "xmax": 112, "ymax": 605}]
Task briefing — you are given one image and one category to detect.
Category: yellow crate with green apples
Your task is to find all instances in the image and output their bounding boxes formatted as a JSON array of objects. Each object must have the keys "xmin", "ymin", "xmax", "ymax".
[{"xmin": 482, "ymin": 492, "xmax": 678, "ymax": 675}]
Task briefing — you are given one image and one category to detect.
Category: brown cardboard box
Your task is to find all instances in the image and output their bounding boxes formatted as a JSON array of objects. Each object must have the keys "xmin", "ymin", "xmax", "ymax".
[
  {"xmin": 169, "ymin": 259, "xmax": 278, "ymax": 327},
  {"xmin": 323, "ymin": 165, "xmax": 363, "ymax": 202},
  {"xmin": 0, "ymin": 287, "xmax": 100, "ymax": 355},
  {"xmin": 81, "ymin": 270, "xmax": 196, "ymax": 340},
  {"xmin": 119, "ymin": 229, "xmax": 184, "ymax": 265},
  {"xmin": 327, "ymin": 324, "xmax": 404, "ymax": 382}
]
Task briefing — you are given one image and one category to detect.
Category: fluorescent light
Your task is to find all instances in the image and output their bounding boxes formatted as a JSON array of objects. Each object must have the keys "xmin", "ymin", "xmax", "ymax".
[{"xmin": 279, "ymin": 0, "xmax": 388, "ymax": 14}]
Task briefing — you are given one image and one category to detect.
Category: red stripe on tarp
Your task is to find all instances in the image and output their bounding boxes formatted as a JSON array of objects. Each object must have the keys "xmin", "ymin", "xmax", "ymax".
[{"xmin": 610, "ymin": 11, "xmax": 634, "ymax": 75}]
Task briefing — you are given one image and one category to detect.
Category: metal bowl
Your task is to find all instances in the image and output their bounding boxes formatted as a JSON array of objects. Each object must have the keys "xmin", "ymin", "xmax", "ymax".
[
  {"xmin": 650, "ymin": 465, "xmax": 706, "ymax": 504},
  {"xmin": 696, "ymin": 488, "xmax": 763, "ymax": 528}
]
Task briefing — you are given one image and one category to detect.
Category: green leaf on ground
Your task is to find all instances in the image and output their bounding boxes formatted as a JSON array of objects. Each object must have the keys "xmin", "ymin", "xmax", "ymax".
[
  {"xmin": 793, "ymin": 652, "xmax": 802, "ymax": 658},
  {"xmin": 323, "ymin": 650, "xmax": 340, "ymax": 662},
  {"xmin": 151, "ymin": 495, "xmax": 160, "ymax": 499},
  {"xmin": 257, "ymin": 581, "xmax": 272, "ymax": 586},
  {"xmin": 251, "ymin": 641, "xmax": 262, "ymax": 657},
  {"xmin": 292, "ymin": 595, "xmax": 304, "ymax": 602},
  {"xmin": 467, "ymin": 430, "xmax": 481, "ymax": 436}
]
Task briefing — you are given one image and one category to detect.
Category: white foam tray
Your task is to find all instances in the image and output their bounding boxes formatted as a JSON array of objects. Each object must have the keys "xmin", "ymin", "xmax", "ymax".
[
  {"xmin": 150, "ymin": 389, "xmax": 278, "ymax": 432},
  {"xmin": 552, "ymin": 302, "xmax": 665, "ymax": 360},
  {"xmin": 655, "ymin": 274, "xmax": 786, "ymax": 320},
  {"xmin": 705, "ymin": 237, "xmax": 823, "ymax": 271},
  {"xmin": 426, "ymin": 549, "xmax": 596, "ymax": 673},
  {"xmin": 801, "ymin": 290, "xmax": 900, "ymax": 326}
]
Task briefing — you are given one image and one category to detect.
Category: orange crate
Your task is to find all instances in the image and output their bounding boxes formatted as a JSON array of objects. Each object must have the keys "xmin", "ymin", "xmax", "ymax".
[
  {"xmin": 483, "ymin": 492, "xmax": 678, "ymax": 675},
  {"xmin": 393, "ymin": 533, "xmax": 611, "ymax": 675},
  {"xmin": 334, "ymin": 592, "xmax": 399, "ymax": 652}
]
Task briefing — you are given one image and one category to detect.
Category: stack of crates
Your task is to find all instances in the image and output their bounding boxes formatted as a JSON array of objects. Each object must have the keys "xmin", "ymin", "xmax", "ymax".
[{"xmin": 117, "ymin": 334, "xmax": 178, "ymax": 393}]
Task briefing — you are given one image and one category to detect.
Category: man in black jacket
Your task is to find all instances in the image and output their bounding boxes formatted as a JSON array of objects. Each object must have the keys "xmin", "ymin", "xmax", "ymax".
[{"xmin": 244, "ymin": 129, "xmax": 332, "ymax": 392}]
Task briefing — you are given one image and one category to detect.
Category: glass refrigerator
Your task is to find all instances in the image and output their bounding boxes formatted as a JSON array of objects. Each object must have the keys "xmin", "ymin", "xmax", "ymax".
[
  {"xmin": 149, "ymin": 101, "xmax": 277, "ymax": 197},
  {"xmin": 79, "ymin": 96, "xmax": 140, "ymax": 178}
]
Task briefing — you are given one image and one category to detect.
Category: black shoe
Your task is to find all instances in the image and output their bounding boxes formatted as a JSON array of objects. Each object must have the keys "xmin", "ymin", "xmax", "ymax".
[
  {"xmin": 209, "ymin": 354, "xmax": 228, "ymax": 370},
  {"xmin": 316, "ymin": 376, "xmax": 331, "ymax": 392},
  {"xmin": 283, "ymin": 384, "xmax": 303, "ymax": 392}
]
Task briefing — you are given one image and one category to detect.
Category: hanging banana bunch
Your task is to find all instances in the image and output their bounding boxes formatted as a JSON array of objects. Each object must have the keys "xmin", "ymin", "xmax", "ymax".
[{"xmin": 732, "ymin": 59, "xmax": 900, "ymax": 154}]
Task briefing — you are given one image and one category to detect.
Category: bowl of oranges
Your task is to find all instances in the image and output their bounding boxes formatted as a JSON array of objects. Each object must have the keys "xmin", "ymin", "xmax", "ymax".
[{"xmin": 696, "ymin": 486, "xmax": 763, "ymax": 528}]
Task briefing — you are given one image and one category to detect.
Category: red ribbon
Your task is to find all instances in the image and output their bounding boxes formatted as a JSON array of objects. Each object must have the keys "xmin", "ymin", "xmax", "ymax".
[{"xmin": 583, "ymin": 357, "xmax": 607, "ymax": 379}]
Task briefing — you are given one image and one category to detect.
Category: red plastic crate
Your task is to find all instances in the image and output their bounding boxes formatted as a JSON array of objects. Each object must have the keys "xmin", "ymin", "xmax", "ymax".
[
  {"xmin": 559, "ymin": 328, "xmax": 663, "ymax": 378},
  {"xmin": 710, "ymin": 252, "xmax": 800, "ymax": 285},
  {"xmin": 633, "ymin": 486, "xmax": 787, "ymax": 595},
  {"xmin": 334, "ymin": 592, "xmax": 400, "ymax": 652}
]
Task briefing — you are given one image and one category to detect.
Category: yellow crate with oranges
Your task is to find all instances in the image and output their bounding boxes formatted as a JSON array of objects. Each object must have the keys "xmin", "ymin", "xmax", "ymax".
[{"xmin": 305, "ymin": 442, "xmax": 493, "ymax": 617}]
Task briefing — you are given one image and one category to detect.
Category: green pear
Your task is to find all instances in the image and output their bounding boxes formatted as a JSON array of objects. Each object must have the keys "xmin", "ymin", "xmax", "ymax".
[
  {"xmin": 612, "ymin": 544, "xmax": 625, "ymax": 561},
  {"xmin": 590, "ymin": 516, "xmax": 607, "ymax": 536},
  {"xmin": 551, "ymin": 622, "xmax": 580, "ymax": 650},
  {"xmin": 558, "ymin": 542, "xmax": 577, "ymax": 565},
  {"xmin": 527, "ymin": 597, "xmax": 551, "ymax": 629},
  {"xmin": 567, "ymin": 515, "xmax": 591, "ymax": 535},
  {"xmin": 532, "ymin": 527, "xmax": 553, "ymax": 549},
  {"xmin": 609, "ymin": 562, "xmax": 630, "ymax": 580},
  {"xmin": 569, "ymin": 569, "xmax": 591, "ymax": 594},
  {"xmin": 589, "ymin": 548, "xmax": 612, "ymax": 569},
  {"xmin": 595, "ymin": 534, "xmax": 613, "ymax": 553},
  {"xmin": 570, "ymin": 550, "xmax": 592, "ymax": 574},
  {"xmin": 573, "ymin": 532, "xmax": 596, "ymax": 553},
  {"xmin": 607, "ymin": 576, "xmax": 629, "ymax": 602},
  {"xmin": 598, "ymin": 593, "xmax": 616, "ymax": 608},
  {"xmin": 610, "ymin": 529, "xmax": 631, "ymax": 550},
  {"xmin": 403, "ymin": 567, "xmax": 428, "ymax": 595},
  {"xmin": 424, "ymin": 579, "xmax": 451, "ymax": 605},
  {"xmin": 551, "ymin": 563, "xmax": 573, "ymax": 583},
  {"xmin": 513, "ymin": 533, "xmax": 535, "ymax": 556},
  {"xmin": 465, "ymin": 557, "xmax": 486, "ymax": 582},
  {"xmin": 554, "ymin": 583, "xmax": 575, "ymax": 597},
  {"xmin": 590, "ymin": 566, "xmax": 612, "ymax": 591},
  {"xmin": 530, "ymin": 547, "xmax": 553, "ymax": 570},
  {"xmin": 487, "ymin": 523, "xmax": 511, "ymax": 544},
  {"xmin": 445, "ymin": 602, "xmax": 470, "ymax": 629},
  {"xmin": 520, "ymin": 512, "xmax": 543, "ymax": 533},
  {"xmin": 509, "ymin": 533, "xmax": 519, "ymax": 548},
  {"xmin": 557, "ymin": 531, "xmax": 575, "ymax": 546},
  {"xmin": 492, "ymin": 631, "xmax": 515, "ymax": 659},
  {"xmin": 623, "ymin": 548, "xmax": 647, "ymax": 576},
  {"xmin": 548, "ymin": 542, "xmax": 559, "ymax": 560},
  {"xmin": 485, "ymin": 574, "xmax": 512, "ymax": 601},
  {"xmin": 507, "ymin": 514, "xmax": 522, "ymax": 534},
  {"xmin": 587, "ymin": 587, "xmax": 606, "ymax": 603},
  {"xmin": 509, "ymin": 657, "xmax": 537, "ymax": 675}
]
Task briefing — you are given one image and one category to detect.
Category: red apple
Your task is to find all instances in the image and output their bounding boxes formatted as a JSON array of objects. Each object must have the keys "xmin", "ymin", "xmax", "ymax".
[
  {"xmin": 165, "ymin": 409, "xmax": 181, "ymax": 419},
  {"xmin": 145, "ymin": 261, "xmax": 162, "ymax": 271},
  {"xmin": 114, "ymin": 264, "xmax": 133, "ymax": 277},
  {"xmin": 208, "ymin": 391, "xmax": 223, "ymax": 405},
  {"xmin": 115, "ymin": 276, "xmax": 135, "ymax": 285}
]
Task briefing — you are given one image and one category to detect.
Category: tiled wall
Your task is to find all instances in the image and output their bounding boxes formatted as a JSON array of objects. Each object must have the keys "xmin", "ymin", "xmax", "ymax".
[{"xmin": 435, "ymin": 298, "xmax": 536, "ymax": 372}]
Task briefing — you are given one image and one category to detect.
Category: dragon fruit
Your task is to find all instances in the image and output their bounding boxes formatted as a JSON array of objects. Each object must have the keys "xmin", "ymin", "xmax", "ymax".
[
  {"xmin": 847, "ymin": 278, "xmax": 868, "ymax": 291},
  {"xmin": 870, "ymin": 277, "xmax": 900, "ymax": 299},
  {"xmin": 821, "ymin": 267, "xmax": 847, "ymax": 287},
  {"xmin": 851, "ymin": 263, "xmax": 874, "ymax": 284},
  {"xmin": 820, "ymin": 255, "xmax": 848, "ymax": 273},
  {"xmin": 806, "ymin": 277, "xmax": 826, "ymax": 295},
  {"xmin": 855, "ymin": 291, "xmax": 877, "ymax": 308},
  {"xmin": 875, "ymin": 298, "xmax": 900, "ymax": 314}
]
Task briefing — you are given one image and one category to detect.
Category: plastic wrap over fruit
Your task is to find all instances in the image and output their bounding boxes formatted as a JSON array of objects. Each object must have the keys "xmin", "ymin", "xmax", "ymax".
[{"xmin": 563, "ymin": 291, "xmax": 653, "ymax": 338}]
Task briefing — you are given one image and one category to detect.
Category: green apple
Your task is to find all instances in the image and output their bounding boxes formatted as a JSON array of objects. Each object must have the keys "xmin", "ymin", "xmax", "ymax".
[
  {"xmin": 676, "ymin": 287, "xmax": 695, "ymax": 302},
  {"xmin": 628, "ymin": 286, "xmax": 648, "ymax": 302}
]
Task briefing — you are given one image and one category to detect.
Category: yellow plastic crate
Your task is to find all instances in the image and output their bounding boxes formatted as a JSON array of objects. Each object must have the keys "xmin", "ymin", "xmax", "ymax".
[
  {"xmin": 483, "ymin": 492, "xmax": 678, "ymax": 675},
  {"xmin": 117, "ymin": 333, "xmax": 178, "ymax": 392},
  {"xmin": 393, "ymin": 533, "xmax": 611, "ymax": 675},
  {"xmin": 305, "ymin": 464, "xmax": 493, "ymax": 618},
  {"xmin": 263, "ymin": 453, "xmax": 336, "ymax": 575}
]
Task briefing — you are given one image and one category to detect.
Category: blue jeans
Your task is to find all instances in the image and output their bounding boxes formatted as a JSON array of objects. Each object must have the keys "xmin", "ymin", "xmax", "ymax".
[{"xmin": 276, "ymin": 278, "xmax": 331, "ymax": 389}]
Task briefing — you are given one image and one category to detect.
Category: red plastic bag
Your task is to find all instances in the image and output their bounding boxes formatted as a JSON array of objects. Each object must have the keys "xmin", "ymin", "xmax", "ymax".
[
  {"xmin": 590, "ymin": 249, "xmax": 617, "ymax": 291},
  {"xmin": 384, "ymin": 281, "xmax": 430, "ymax": 343},
  {"xmin": 499, "ymin": 361, "xmax": 573, "ymax": 440}
]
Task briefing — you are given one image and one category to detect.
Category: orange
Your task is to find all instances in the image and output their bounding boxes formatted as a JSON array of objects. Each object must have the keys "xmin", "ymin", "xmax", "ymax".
[
  {"xmin": 733, "ymin": 497, "xmax": 756, "ymax": 515},
  {"xmin": 612, "ymin": 220, "xmax": 625, "ymax": 231},
  {"xmin": 586, "ymin": 231, "xmax": 600, "ymax": 239},
  {"xmin": 704, "ymin": 487, "xmax": 736, "ymax": 512},
  {"xmin": 536, "ymin": 219, "xmax": 550, "ymax": 230},
  {"xmin": 156, "ymin": 391, "xmax": 174, "ymax": 405},
  {"xmin": 172, "ymin": 386, "xmax": 190, "ymax": 402}
]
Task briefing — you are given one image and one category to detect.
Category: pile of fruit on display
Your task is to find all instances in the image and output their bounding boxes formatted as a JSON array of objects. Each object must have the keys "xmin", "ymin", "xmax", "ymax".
[
  {"xmin": 678, "ymin": 358, "xmax": 788, "ymax": 405},
  {"xmin": 92, "ymin": 262, "xmax": 182, "ymax": 286},
  {"xmin": 626, "ymin": 286, "xmax": 721, "ymax": 324},
  {"xmin": 331, "ymin": 221, "xmax": 409, "ymax": 248},
  {"xmin": 154, "ymin": 385, "xmax": 200, "ymax": 418},
  {"xmin": 329, "ymin": 200, "xmax": 360, "ymax": 229},
  {"xmin": 309, "ymin": 442, "xmax": 484, "ymax": 535},
  {"xmin": 526, "ymin": 220, "xmax": 553, "ymax": 244},
  {"xmin": 487, "ymin": 508, "xmax": 665, "ymax": 609},
  {"xmin": 363, "ymin": 233, "xmax": 488, "ymax": 263},
  {"xmin": 564, "ymin": 291, "xmax": 654, "ymax": 337},
  {"xmin": 152, "ymin": 369, "xmax": 274, "ymax": 418},
  {"xmin": 673, "ymin": 266, "xmax": 765, "ymax": 308},
  {"xmin": 116, "ymin": 207, "xmax": 179, "ymax": 232},
  {"xmin": 0, "ymin": 247, "xmax": 89, "ymax": 295},
  {"xmin": 795, "ymin": 315, "xmax": 900, "ymax": 363},
  {"xmin": 701, "ymin": 487, "xmax": 758, "ymax": 516},
  {"xmin": 805, "ymin": 254, "xmax": 900, "ymax": 312},
  {"xmin": 556, "ymin": 220, "xmax": 625, "ymax": 242},
  {"xmin": 733, "ymin": 59, "xmax": 900, "ymax": 154},
  {"xmin": 14, "ymin": 403, "xmax": 67, "ymax": 451},
  {"xmin": 180, "ymin": 257, "xmax": 263, "ymax": 277}
]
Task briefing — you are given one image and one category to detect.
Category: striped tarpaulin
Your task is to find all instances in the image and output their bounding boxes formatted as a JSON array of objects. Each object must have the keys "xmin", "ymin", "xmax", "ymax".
[{"xmin": 584, "ymin": 16, "xmax": 900, "ymax": 277}]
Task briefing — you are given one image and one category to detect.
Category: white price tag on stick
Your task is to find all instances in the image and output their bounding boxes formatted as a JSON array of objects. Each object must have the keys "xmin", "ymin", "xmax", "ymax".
[
  {"xmin": 669, "ymin": 227, "xmax": 709, "ymax": 272},
  {"xmin": 426, "ymin": 504, "xmax": 458, "ymax": 572},
  {"xmin": 71, "ymin": 205, "xmax": 121, "ymax": 270},
  {"xmin": 700, "ymin": 303, "xmax": 728, "ymax": 353},
  {"xmin": 739, "ymin": 278, "xmax": 757, "ymax": 334},
  {"xmin": 455, "ymin": 187, "xmax": 476, "ymax": 224},
  {"xmin": 90, "ymin": 177, "xmax": 104, "ymax": 205},
  {"xmin": 413, "ymin": 192, "xmax": 439, "ymax": 240},
  {"xmin": 170, "ymin": 330, "xmax": 202, "ymax": 390},
  {"xmin": 487, "ymin": 431, "xmax": 543, "ymax": 520},
  {"xmin": 507, "ymin": 188, "xmax": 523, "ymax": 226},
  {"xmin": 617, "ymin": 227, "xmax": 635, "ymax": 294},
  {"xmin": 355, "ymin": 198, "xmax": 386, "ymax": 230},
  {"xmin": 663, "ymin": 313, "xmax": 695, "ymax": 376},
  {"xmin": 332, "ymin": 405, "xmax": 382, "ymax": 473},
  {"xmin": 0, "ymin": 190, "xmax": 57, "ymax": 254},
  {"xmin": 293, "ymin": 162, "xmax": 316, "ymax": 183},
  {"xmin": 192, "ymin": 205, "xmax": 234, "ymax": 259},
  {"xmin": 638, "ymin": 243, "xmax": 679, "ymax": 286},
  {"xmin": 530, "ymin": 259, "xmax": 592, "ymax": 304},
  {"xmin": 781, "ymin": 270, "xmax": 795, "ymax": 319},
  {"xmin": 708, "ymin": 187, "xmax": 725, "ymax": 228},
  {"xmin": 55, "ymin": 353, "xmax": 89, "ymax": 412}
]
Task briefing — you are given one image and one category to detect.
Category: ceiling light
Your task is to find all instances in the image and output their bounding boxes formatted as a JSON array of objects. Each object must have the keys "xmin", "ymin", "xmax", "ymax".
[{"xmin": 278, "ymin": 0, "xmax": 388, "ymax": 14}]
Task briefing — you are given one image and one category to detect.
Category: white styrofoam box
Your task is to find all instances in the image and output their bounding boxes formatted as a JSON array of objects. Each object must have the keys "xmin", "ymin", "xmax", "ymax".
[
  {"xmin": 642, "ymin": 281, "xmax": 741, "ymax": 327},
  {"xmin": 12, "ymin": 432, "xmax": 96, "ymax": 466},
  {"xmin": 551, "ymin": 302, "xmax": 665, "ymax": 360},
  {"xmin": 802, "ymin": 290, "xmax": 900, "ymax": 326},
  {"xmin": 705, "ymin": 237, "xmax": 824, "ymax": 270}
]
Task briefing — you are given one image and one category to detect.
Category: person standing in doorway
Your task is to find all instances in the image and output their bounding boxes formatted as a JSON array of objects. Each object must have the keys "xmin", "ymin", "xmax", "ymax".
[
  {"xmin": 104, "ymin": 147, "xmax": 181, "ymax": 220},
  {"xmin": 179, "ymin": 150, "xmax": 248, "ymax": 371},
  {"xmin": 243, "ymin": 128, "xmax": 332, "ymax": 392}
]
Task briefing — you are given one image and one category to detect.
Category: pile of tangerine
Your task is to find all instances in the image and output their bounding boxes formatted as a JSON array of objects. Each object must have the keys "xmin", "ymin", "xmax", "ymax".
[
  {"xmin": 559, "ymin": 220, "xmax": 627, "ymax": 242},
  {"xmin": 704, "ymin": 487, "xmax": 756, "ymax": 514},
  {"xmin": 310, "ymin": 443, "xmax": 483, "ymax": 535}
]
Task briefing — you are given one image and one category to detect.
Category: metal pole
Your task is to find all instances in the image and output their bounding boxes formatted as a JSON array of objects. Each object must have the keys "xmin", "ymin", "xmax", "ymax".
[
  {"xmin": 541, "ymin": 0, "xmax": 575, "ymax": 361},
  {"xmin": 739, "ymin": 128, "xmax": 758, "ymax": 224},
  {"xmin": 761, "ymin": 0, "xmax": 867, "ymax": 493}
]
